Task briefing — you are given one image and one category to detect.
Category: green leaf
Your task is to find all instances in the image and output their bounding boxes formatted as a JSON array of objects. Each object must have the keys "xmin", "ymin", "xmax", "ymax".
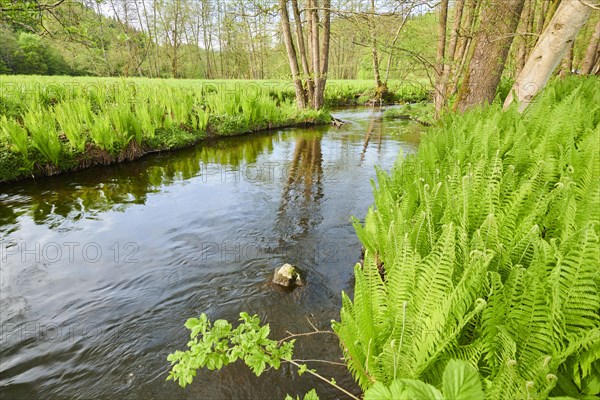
[
  {"xmin": 442, "ymin": 359, "xmax": 484, "ymax": 400},
  {"xmin": 401, "ymin": 379, "xmax": 443, "ymax": 400},
  {"xmin": 303, "ymin": 389, "xmax": 320, "ymax": 400},
  {"xmin": 364, "ymin": 381, "xmax": 394, "ymax": 400},
  {"xmin": 184, "ymin": 317, "xmax": 200, "ymax": 330}
]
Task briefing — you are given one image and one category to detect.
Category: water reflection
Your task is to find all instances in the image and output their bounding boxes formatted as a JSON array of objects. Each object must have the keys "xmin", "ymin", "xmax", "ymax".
[
  {"xmin": 0, "ymin": 133, "xmax": 281, "ymax": 234},
  {"xmin": 0, "ymin": 109, "xmax": 406, "ymax": 235},
  {"xmin": 276, "ymin": 133, "xmax": 324, "ymax": 243}
]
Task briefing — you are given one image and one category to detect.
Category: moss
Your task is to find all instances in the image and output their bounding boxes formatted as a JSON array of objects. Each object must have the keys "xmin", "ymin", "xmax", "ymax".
[
  {"xmin": 0, "ymin": 150, "xmax": 31, "ymax": 181},
  {"xmin": 144, "ymin": 127, "xmax": 202, "ymax": 150}
]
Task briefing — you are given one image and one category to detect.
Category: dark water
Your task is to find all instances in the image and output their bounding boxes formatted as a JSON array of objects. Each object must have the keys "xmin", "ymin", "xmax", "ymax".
[{"xmin": 0, "ymin": 107, "xmax": 418, "ymax": 400}]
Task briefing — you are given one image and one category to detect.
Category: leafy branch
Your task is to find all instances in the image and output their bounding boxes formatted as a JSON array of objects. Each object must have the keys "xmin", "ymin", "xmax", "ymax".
[{"xmin": 166, "ymin": 312, "xmax": 359, "ymax": 400}]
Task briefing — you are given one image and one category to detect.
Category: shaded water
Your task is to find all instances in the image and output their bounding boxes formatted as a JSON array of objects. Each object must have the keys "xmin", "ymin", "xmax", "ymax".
[{"xmin": 0, "ymin": 107, "xmax": 418, "ymax": 400}]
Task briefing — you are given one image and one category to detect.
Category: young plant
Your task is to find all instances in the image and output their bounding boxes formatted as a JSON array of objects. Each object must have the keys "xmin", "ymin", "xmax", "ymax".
[
  {"xmin": 1, "ymin": 116, "xmax": 29, "ymax": 160},
  {"xmin": 22, "ymin": 108, "xmax": 61, "ymax": 165},
  {"xmin": 54, "ymin": 102, "xmax": 87, "ymax": 153},
  {"xmin": 89, "ymin": 113, "xmax": 114, "ymax": 151},
  {"xmin": 335, "ymin": 77, "xmax": 600, "ymax": 399},
  {"xmin": 363, "ymin": 360, "xmax": 484, "ymax": 400},
  {"xmin": 167, "ymin": 312, "xmax": 295, "ymax": 387}
]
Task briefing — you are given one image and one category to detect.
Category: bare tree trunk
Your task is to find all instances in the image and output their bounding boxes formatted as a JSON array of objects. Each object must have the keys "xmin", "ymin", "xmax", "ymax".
[
  {"xmin": 434, "ymin": 0, "xmax": 449, "ymax": 116},
  {"xmin": 384, "ymin": 13, "xmax": 409, "ymax": 83},
  {"xmin": 318, "ymin": 0, "xmax": 331, "ymax": 108},
  {"xmin": 135, "ymin": 0, "xmax": 155, "ymax": 78},
  {"xmin": 308, "ymin": 0, "xmax": 321, "ymax": 108},
  {"xmin": 291, "ymin": 0, "xmax": 313, "ymax": 104},
  {"xmin": 504, "ymin": 0, "xmax": 595, "ymax": 112},
  {"xmin": 201, "ymin": 0, "xmax": 213, "ymax": 79},
  {"xmin": 581, "ymin": 18, "xmax": 600, "ymax": 75},
  {"xmin": 449, "ymin": 0, "xmax": 480, "ymax": 99},
  {"xmin": 280, "ymin": 0, "xmax": 330, "ymax": 109},
  {"xmin": 515, "ymin": 0, "xmax": 534, "ymax": 76},
  {"xmin": 456, "ymin": 0, "xmax": 526, "ymax": 112},
  {"xmin": 370, "ymin": 0, "xmax": 383, "ymax": 89},
  {"xmin": 541, "ymin": 0, "xmax": 561, "ymax": 31},
  {"xmin": 438, "ymin": 0, "xmax": 465, "ymax": 108},
  {"xmin": 279, "ymin": 0, "xmax": 306, "ymax": 109},
  {"xmin": 217, "ymin": 2, "xmax": 225, "ymax": 78}
]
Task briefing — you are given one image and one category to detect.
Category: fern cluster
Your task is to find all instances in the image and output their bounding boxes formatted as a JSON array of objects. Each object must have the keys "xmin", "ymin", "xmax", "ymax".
[{"xmin": 334, "ymin": 77, "xmax": 600, "ymax": 399}]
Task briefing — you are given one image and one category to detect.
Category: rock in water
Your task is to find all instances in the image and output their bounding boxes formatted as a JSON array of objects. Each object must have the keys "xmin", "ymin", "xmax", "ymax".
[{"xmin": 273, "ymin": 264, "xmax": 304, "ymax": 287}]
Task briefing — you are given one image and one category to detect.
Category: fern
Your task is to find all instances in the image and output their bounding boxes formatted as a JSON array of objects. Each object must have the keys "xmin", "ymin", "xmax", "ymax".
[{"xmin": 335, "ymin": 77, "xmax": 600, "ymax": 399}]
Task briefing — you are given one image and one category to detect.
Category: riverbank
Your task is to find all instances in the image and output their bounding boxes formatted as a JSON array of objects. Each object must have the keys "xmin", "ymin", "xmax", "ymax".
[{"xmin": 0, "ymin": 77, "xmax": 430, "ymax": 183}]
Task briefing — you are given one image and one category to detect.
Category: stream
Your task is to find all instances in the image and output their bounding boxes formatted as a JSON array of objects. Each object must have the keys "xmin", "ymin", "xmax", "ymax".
[{"xmin": 0, "ymin": 107, "xmax": 419, "ymax": 400}]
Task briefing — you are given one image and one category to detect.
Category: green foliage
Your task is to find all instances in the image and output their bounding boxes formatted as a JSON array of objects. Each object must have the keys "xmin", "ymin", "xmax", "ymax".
[
  {"xmin": 0, "ymin": 26, "xmax": 72, "ymax": 75},
  {"xmin": 167, "ymin": 312, "xmax": 295, "ymax": 388},
  {"xmin": 0, "ymin": 77, "xmax": 344, "ymax": 182},
  {"xmin": 22, "ymin": 107, "xmax": 61, "ymax": 165},
  {"xmin": 383, "ymin": 102, "xmax": 435, "ymax": 125},
  {"xmin": 1, "ymin": 115, "xmax": 28, "ymax": 159},
  {"xmin": 364, "ymin": 359, "xmax": 484, "ymax": 400},
  {"xmin": 334, "ymin": 77, "xmax": 600, "ymax": 399},
  {"xmin": 53, "ymin": 101, "xmax": 89, "ymax": 153},
  {"xmin": 284, "ymin": 389, "xmax": 320, "ymax": 400}
]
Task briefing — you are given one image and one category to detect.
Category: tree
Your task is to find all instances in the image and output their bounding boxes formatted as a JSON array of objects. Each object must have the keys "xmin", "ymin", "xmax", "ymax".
[
  {"xmin": 433, "ymin": 0, "xmax": 449, "ymax": 116},
  {"xmin": 581, "ymin": 17, "xmax": 600, "ymax": 74},
  {"xmin": 455, "ymin": 0, "xmax": 526, "ymax": 112},
  {"xmin": 0, "ymin": 26, "xmax": 24, "ymax": 73},
  {"xmin": 279, "ymin": 0, "xmax": 331, "ymax": 109},
  {"xmin": 504, "ymin": 0, "xmax": 597, "ymax": 111},
  {"xmin": 18, "ymin": 32, "xmax": 49, "ymax": 74}
]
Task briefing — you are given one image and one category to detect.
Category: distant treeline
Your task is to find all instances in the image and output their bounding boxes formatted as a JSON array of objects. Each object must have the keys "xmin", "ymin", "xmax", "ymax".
[{"xmin": 0, "ymin": 27, "xmax": 78, "ymax": 76}]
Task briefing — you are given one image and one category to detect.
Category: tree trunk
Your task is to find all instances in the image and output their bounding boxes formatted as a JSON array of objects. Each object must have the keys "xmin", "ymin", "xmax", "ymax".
[
  {"xmin": 439, "ymin": 0, "xmax": 465, "ymax": 109},
  {"xmin": 434, "ymin": 0, "xmax": 449, "ymax": 116},
  {"xmin": 291, "ymin": 0, "xmax": 313, "ymax": 104},
  {"xmin": 581, "ymin": 18, "xmax": 600, "ymax": 75},
  {"xmin": 456, "ymin": 0, "xmax": 526, "ymax": 112},
  {"xmin": 317, "ymin": 0, "xmax": 331, "ymax": 109},
  {"xmin": 449, "ymin": 0, "xmax": 480, "ymax": 100},
  {"xmin": 370, "ymin": 0, "xmax": 383, "ymax": 89},
  {"xmin": 384, "ymin": 13, "xmax": 409, "ymax": 83},
  {"xmin": 504, "ymin": 0, "xmax": 595, "ymax": 112},
  {"xmin": 515, "ymin": 0, "xmax": 534, "ymax": 76},
  {"xmin": 280, "ymin": 0, "xmax": 330, "ymax": 109},
  {"xmin": 559, "ymin": 41, "xmax": 574, "ymax": 77},
  {"xmin": 308, "ymin": 0, "xmax": 321, "ymax": 108},
  {"xmin": 279, "ymin": 0, "xmax": 307, "ymax": 109}
]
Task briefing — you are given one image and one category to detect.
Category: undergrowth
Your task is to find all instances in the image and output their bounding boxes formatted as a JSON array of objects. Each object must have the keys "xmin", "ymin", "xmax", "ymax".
[{"xmin": 336, "ymin": 76, "xmax": 600, "ymax": 399}]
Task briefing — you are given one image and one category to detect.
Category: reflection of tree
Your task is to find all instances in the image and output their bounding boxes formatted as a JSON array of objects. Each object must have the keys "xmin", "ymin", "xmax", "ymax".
[
  {"xmin": 360, "ymin": 116, "xmax": 375, "ymax": 163},
  {"xmin": 360, "ymin": 109, "xmax": 384, "ymax": 164},
  {"xmin": 0, "ymin": 132, "xmax": 279, "ymax": 231},
  {"xmin": 275, "ymin": 133, "xmax": 324, "ymax": 243}
]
